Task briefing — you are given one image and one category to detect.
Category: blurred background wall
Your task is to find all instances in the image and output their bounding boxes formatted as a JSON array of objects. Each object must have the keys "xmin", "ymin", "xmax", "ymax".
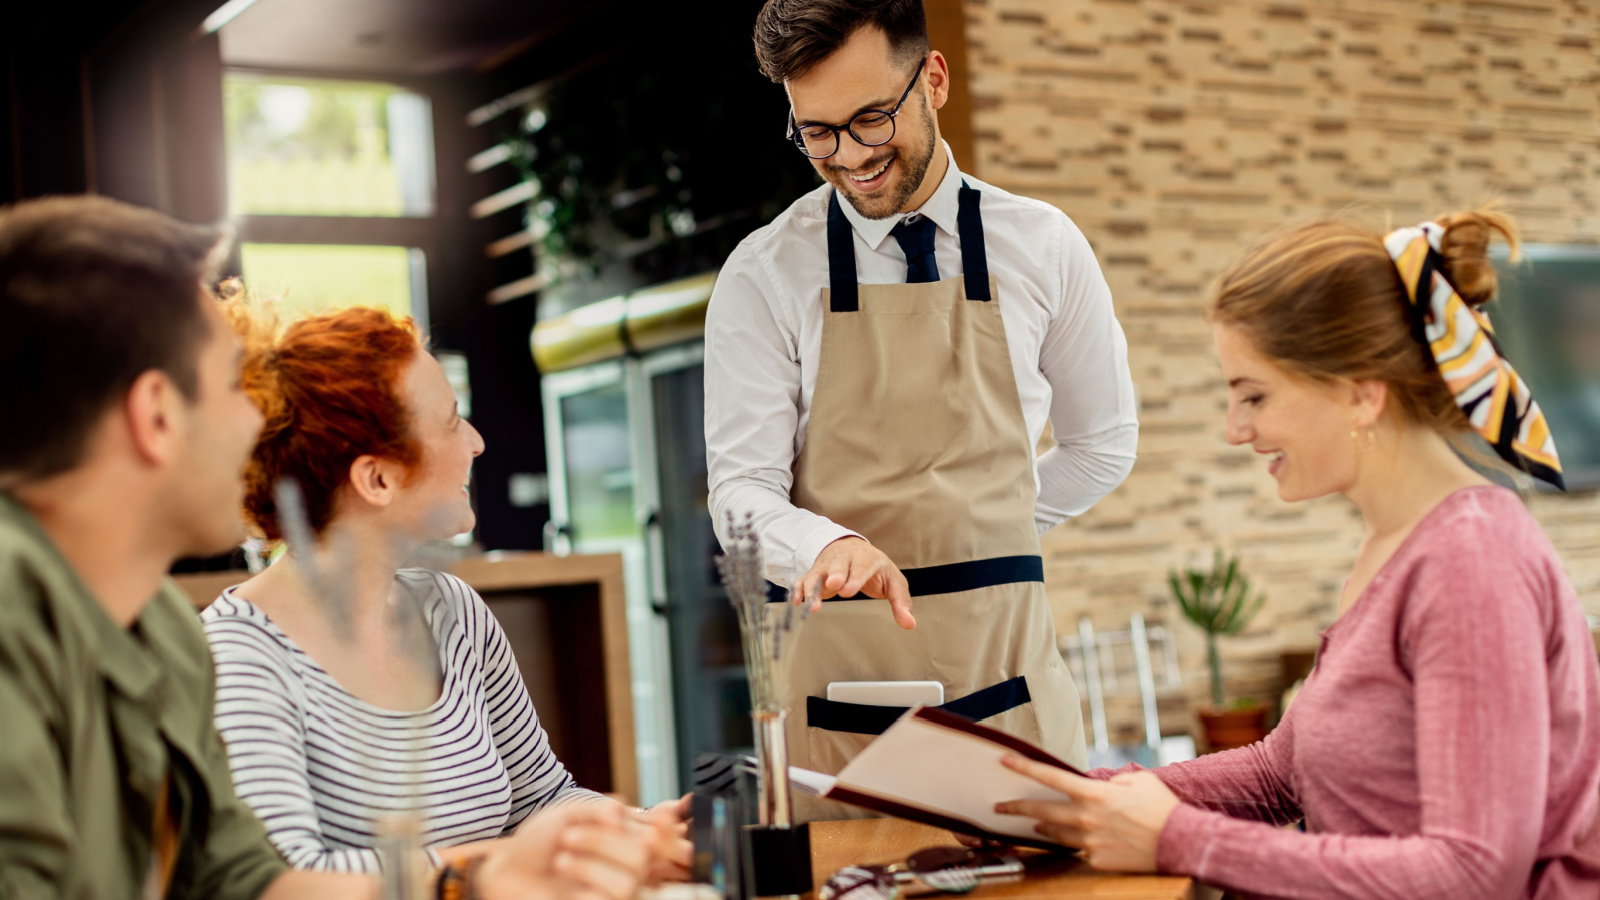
[{"xmin": 962, "ymin": 0, "xmax": 1600, "ymax": 743}]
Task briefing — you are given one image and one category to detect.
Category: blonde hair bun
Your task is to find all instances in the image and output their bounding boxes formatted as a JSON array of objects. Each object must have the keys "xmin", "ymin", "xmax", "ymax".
[
  {"xmin": 1207, "ymin": 206, "xmax": 1523, "ymax": 437},
  {"xmin": 1434, "ymin": 207, "xmax": 1520, "ymax": 309}
]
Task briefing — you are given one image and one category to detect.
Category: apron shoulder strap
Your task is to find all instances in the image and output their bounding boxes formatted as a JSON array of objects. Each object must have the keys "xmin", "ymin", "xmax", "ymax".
[
  {"xmin": 826, "ymin": 190, "xmax": 860, "ymax": 312},
  {"xmin": 826, "ymin": 182, "xmax": 991, "ymax": 310},
  {"xmin": 957, "ymin": 181, "xmax": 991, "ymax": 301}
]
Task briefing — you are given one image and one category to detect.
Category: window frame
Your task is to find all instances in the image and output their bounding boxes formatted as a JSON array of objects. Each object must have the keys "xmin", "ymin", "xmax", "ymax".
[
  {"xmin": 1490, "ymin": 243, "xmax": 1600, "ymax": 492},
  {"xmin": 223, "ymin": 66, "xmax": 444, "ymax": 328}
]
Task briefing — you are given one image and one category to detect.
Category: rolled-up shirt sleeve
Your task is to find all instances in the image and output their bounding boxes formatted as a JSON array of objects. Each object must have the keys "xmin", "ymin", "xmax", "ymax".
[
  {"xmin": 1033, "ymin": 217, "xmax": 1138, "ymax": 533},
  {"xmin": 705, "ymin": 249, "xmax": 860, "ymax": 587}
]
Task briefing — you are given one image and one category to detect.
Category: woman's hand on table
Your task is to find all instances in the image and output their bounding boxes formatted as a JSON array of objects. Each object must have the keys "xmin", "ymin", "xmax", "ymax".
[
  {"xmin": 995, "ymin": 755, "xmax": 1180, "ymax": 873},
  {"xmin": 635, "ymin": 794, "xmax": 693, "ymax": 884},
  {"xmin": 479, "ymin": 802, "xmax": 652, "ymax": 900}
]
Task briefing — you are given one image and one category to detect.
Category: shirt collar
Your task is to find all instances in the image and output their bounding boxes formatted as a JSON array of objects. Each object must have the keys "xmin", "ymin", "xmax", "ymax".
[
  {"xmin": 836, "ymin": 141, "xmax": 962, "ymax": 252},
  {"xmin": 0, "ymin": 490, "xmax": 164, "ymax": 701}
]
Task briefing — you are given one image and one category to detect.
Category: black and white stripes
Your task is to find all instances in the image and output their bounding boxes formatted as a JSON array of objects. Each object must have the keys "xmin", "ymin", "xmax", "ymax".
[{"xmin": 201, "ymin": 568, "xmax": 598, "ymax": 872}]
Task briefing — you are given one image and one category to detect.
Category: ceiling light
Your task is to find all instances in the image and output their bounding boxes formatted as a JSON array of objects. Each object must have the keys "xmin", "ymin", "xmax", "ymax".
[{"xmin": 201, "ymin": 0, "xmax": 261, "ymax": 34}]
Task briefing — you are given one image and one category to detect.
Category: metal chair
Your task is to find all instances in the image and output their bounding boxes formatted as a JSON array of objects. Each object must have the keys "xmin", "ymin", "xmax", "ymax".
[{"xmin": 1060, "ymin": 614, "xmax": 1196, "ymax": 769}]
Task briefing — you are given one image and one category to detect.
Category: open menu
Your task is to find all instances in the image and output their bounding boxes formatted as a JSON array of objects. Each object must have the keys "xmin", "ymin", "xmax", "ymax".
[{"xmin": 788, "ymin": 706, "xmax": 1086, "ymax": 851}]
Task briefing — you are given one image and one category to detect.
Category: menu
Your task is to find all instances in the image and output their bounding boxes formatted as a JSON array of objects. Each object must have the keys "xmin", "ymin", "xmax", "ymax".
[{"xmin": 789, "ymin": 706, "xmax": 1086, "ymax": 851}]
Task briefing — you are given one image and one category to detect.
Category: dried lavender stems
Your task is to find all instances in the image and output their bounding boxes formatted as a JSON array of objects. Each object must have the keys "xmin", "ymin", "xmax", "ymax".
[
  {"xmin": 716, "ymin": 514, "xmax": 810, "ymax": 829},
  {"xmin": 715, "ymin": 514, "xmax": 808, "ymax": 714}
]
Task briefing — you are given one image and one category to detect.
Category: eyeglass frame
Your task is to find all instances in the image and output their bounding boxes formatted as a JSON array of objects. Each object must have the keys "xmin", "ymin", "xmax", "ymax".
[{"xmin": 785, "ymin": 56, "xmax": 927, "ymax": 160}]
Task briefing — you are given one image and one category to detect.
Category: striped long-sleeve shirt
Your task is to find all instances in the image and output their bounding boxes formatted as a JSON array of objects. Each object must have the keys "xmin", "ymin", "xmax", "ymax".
[{"xmin": 199, "ymin": 568, "xmax": 600, "ymax": 872}]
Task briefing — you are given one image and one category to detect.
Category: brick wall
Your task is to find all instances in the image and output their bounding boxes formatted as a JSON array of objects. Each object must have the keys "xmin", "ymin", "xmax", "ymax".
[{"xmin": 963, "ymin": 0, "xmax": 1600, "ymax": 743}]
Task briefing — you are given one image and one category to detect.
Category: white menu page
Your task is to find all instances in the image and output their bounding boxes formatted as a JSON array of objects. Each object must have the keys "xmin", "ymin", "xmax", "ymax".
[{"xmin": 819, "ymin": 708, "xmax": 1083, "ymax": 846}]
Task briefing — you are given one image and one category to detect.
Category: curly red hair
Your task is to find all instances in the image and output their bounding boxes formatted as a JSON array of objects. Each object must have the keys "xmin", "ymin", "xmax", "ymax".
[{"xmin": 227, "ymin": 298, "xmax": 423, "ymax": 539}]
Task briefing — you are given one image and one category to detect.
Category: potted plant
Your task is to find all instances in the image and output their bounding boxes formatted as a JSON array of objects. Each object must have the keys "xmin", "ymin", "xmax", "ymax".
[{"xmin": 1169, "ymin": 549, "xmax": 1268, "ymax": 752}]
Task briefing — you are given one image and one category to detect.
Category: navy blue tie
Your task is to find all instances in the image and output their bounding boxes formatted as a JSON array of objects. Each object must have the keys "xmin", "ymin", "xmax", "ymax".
[{"xmin": 890, "ymin": 215, "xmax": 940, "ymax": 284}]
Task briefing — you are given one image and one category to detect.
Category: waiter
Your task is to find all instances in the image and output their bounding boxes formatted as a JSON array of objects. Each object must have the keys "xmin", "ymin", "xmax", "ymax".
[{"xmin": 705, "ymin": 0, "xmax": 1138, "ymax": 800}]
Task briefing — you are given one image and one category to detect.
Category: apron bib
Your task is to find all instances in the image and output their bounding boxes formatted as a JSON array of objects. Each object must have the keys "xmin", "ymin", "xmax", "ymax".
[{"xmin": 782, "ymin": 184, "xmax": 1086, "ymax": 820}]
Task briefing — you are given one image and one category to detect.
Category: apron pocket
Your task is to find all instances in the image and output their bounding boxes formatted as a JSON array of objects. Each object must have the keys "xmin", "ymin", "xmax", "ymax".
[
  {"xmin": 805, "ymin": 696, "xmax": 909, "ymax": 735},
  {"xmin": 804, "ymin": 716, "xmax": 876, "ymax": 776},
  {"xmin": 806, "ymin": 676, "xmax": 1034, "ymax": 736},
  {"xmin": 805, "ymin": 677, "xmax": 1040, "ymax": 773},
  {"xmin": 982, "ymin": 696, "xmax": 1043, "ymax": 748}
]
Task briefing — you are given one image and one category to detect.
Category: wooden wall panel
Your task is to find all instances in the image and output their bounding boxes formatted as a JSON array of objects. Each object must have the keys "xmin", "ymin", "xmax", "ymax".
[{"xmin": 928, "ymin": 0, "xmax": 977, "ymax": 172}]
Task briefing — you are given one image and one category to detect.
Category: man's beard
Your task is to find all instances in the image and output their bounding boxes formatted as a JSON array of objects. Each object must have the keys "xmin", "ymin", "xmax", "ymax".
[{"xmin": 826, "ymin": 99, "xmax": 937, "ymax": 220}]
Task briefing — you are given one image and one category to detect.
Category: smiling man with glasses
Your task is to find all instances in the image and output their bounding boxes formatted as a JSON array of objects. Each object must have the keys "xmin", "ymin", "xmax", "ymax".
[
  {"xmin": 785, "ymin": 55, "xmax": 927, "ymax": 214},
  {"xmin": 704, "ymin": 0, "xmax": 1140, "ymax": 813}
]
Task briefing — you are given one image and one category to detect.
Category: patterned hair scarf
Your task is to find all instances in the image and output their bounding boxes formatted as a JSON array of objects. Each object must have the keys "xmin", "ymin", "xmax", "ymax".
[{"xmin": 1383, "ymin": 222, "xmax": 1564, "ymax": 490}]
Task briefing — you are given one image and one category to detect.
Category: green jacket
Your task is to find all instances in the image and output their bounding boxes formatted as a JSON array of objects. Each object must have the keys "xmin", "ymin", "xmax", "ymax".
[{"xmin": 0, "ymin": 493, "xmax": 287, "ymax": 899}]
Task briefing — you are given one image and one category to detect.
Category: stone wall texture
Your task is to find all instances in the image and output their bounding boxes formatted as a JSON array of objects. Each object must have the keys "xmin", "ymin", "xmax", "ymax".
[{"xmin": 963, "ymin": 0, "xmax": 1600, "ymax": 745}]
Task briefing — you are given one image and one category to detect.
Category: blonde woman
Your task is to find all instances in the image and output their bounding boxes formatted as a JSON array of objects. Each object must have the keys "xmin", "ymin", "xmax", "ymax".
[{"xmin": 1000, "ymin": 211, "xmax": 1600, "ymax": 898}]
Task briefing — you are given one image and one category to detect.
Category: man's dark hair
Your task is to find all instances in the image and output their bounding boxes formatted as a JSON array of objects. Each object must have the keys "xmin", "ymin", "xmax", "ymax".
[
  {"xmin": 0, "ymin": 196, "xmax": 224, "ymax": 481},
  {"xmin": 754, "ymin": 0, "xmax": 930, "ymax": 83}
]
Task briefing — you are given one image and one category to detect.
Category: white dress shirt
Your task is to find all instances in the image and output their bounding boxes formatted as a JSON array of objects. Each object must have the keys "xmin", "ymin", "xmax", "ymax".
[{"xmin": 705, "ymin": 144, "xmax": 1139, "ymax": 587}]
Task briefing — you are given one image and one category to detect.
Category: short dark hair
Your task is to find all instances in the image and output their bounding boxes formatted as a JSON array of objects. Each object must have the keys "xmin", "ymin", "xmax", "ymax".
[
  {"xmin": 753, "ymin": 0, "xmax": 930, "ymax": 83},
  {"xmin": 0, "ymin": 196, "xmax": 225, "ymax": 481}
]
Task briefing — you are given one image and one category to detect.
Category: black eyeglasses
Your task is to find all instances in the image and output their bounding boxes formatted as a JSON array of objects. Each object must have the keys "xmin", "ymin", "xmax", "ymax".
[{"xmin": 786, "ymin": 58, "xmax": 926, "ymax": 160}]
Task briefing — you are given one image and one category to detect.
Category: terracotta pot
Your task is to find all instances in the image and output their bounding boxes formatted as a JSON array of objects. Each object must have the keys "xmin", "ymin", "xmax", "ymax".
[{"xmin": 1198, "ymin": 704, "xmax": 1267, "ymax": 752}]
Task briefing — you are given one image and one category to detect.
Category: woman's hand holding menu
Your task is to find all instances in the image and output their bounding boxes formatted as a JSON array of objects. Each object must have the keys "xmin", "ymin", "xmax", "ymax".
[{"xmin": 995, "ymin": 756, "xmax": 1180, "ymax": 873}]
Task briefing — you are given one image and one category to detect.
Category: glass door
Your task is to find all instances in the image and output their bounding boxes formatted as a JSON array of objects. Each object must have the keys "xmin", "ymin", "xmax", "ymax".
[
  {"xmin": 559, "ymin": 381, "xmax": 636, "ymax": 546},
  {"xmin": 543, "ymin": 360, "xmax": 678, "ymax": 803},
  {"xmin": 637, "ymin": 344, "xmax": 753, "ymax": 787}
]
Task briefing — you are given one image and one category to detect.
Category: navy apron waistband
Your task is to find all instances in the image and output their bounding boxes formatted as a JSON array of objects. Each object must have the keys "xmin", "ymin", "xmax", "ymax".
[
  {"xmin": 806, "ymin": 675, "xmax": 1032, "ymax": 735},
  {"xmin": 765, "ymin": 554, "xmax": 1043, "ymax": 603}
]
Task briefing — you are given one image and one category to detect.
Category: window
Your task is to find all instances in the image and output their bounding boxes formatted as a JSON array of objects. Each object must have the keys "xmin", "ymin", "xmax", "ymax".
[
  {"xmin": 1492, "ymin": 246, "xmax": 1600, "ymax": 489},
  {"xmin": 224, "ymin": 74, "xmax": 433, "ymax": 218},
  {"xmin": 238, "ymin": 243, "xmax": 423, "ymax": 322},
  {"xmin": 222, "ymin": 71, "xmax": 463, "ymax": 542},
  {"xmin": 223, "ymin": 72, "xmax": 436, "ymax": 323}
]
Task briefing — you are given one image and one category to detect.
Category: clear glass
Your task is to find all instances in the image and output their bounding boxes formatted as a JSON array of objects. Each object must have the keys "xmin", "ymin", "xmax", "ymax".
[
  {"xmin": 1491, "ymin": 247, "xmax": 1600, "ymax": 482},
  {"xmin": 224, "ymin": 73, "xmax": 435, "ymax": 217},
  {"xmin": 239, "ymin": 243, "xmax": 422, "ymax": 320},
  {"xmin": 560, "ymin": 385, "xmax": 637, "ymax": 543}
]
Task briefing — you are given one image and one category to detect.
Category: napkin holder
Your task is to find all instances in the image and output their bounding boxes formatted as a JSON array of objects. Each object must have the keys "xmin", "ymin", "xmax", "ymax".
[{"xmin": 690, "ymin": 753, "xmax": 813, "ymax": 898}]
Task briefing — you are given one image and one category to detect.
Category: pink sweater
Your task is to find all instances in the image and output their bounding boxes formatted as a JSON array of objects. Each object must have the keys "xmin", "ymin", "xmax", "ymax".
[{"xmin": 1139, "ymin": 487, "xmax": 1600, "ymax": 898}]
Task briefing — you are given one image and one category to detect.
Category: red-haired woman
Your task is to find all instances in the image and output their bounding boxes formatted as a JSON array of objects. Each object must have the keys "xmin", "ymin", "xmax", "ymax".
[
  {"xmin": 200, "ymin": 304, "xmax": 688, "ymax": 879},
  {"xmin": 996, "ymin": 211, "xmax": 1600, "ymax": 898}
]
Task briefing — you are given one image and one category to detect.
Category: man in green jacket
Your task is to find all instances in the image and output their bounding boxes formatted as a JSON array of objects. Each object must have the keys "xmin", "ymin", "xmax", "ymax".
[{"xmin": 0, "ymin": 196, "xmax": 650, "ymax": 900}]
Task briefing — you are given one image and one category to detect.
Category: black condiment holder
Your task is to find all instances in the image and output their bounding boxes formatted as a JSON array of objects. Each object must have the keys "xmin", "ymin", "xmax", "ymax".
[
  {"xmin": 746, "ymin": 822, "xmax": 812, "ymax": 898},
  {"xmin": 705, "ymin": 519, "xmax": 815, "ymax": 898},
  {"xmin": 691, "ymin": 754, "xmax": 814, "ymax": 899}
]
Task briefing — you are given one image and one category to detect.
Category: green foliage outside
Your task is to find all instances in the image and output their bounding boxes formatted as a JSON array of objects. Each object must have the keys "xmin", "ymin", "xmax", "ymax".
[
  {"xmin": 1169, "ymin": 550, "xmax": 1267, "ymax": 708},
  {"xmin": 239, "ymin": 244, "xmax": 415, "ymax": 321},
  {"xmin": 223, "ymin": 73, "xmax": 406, "ymax": 217}
]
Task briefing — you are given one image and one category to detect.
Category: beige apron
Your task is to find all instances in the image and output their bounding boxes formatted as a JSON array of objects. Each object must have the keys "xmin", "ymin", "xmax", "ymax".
[{"xmin": 783, "ymin": 184, "xmax": 1086, "ymax": 820}]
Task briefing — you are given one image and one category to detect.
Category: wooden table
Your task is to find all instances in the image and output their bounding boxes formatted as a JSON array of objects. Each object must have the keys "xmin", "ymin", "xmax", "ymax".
[{"xmin": 807, "ymin": 819, "xmax": 1193, "ymax": 900}]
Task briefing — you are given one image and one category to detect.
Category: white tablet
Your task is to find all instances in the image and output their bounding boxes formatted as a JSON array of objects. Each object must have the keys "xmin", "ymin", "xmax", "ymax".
[{"xmin": 826, "ymin": 680, "xmax": 944, "ymax": 707}]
